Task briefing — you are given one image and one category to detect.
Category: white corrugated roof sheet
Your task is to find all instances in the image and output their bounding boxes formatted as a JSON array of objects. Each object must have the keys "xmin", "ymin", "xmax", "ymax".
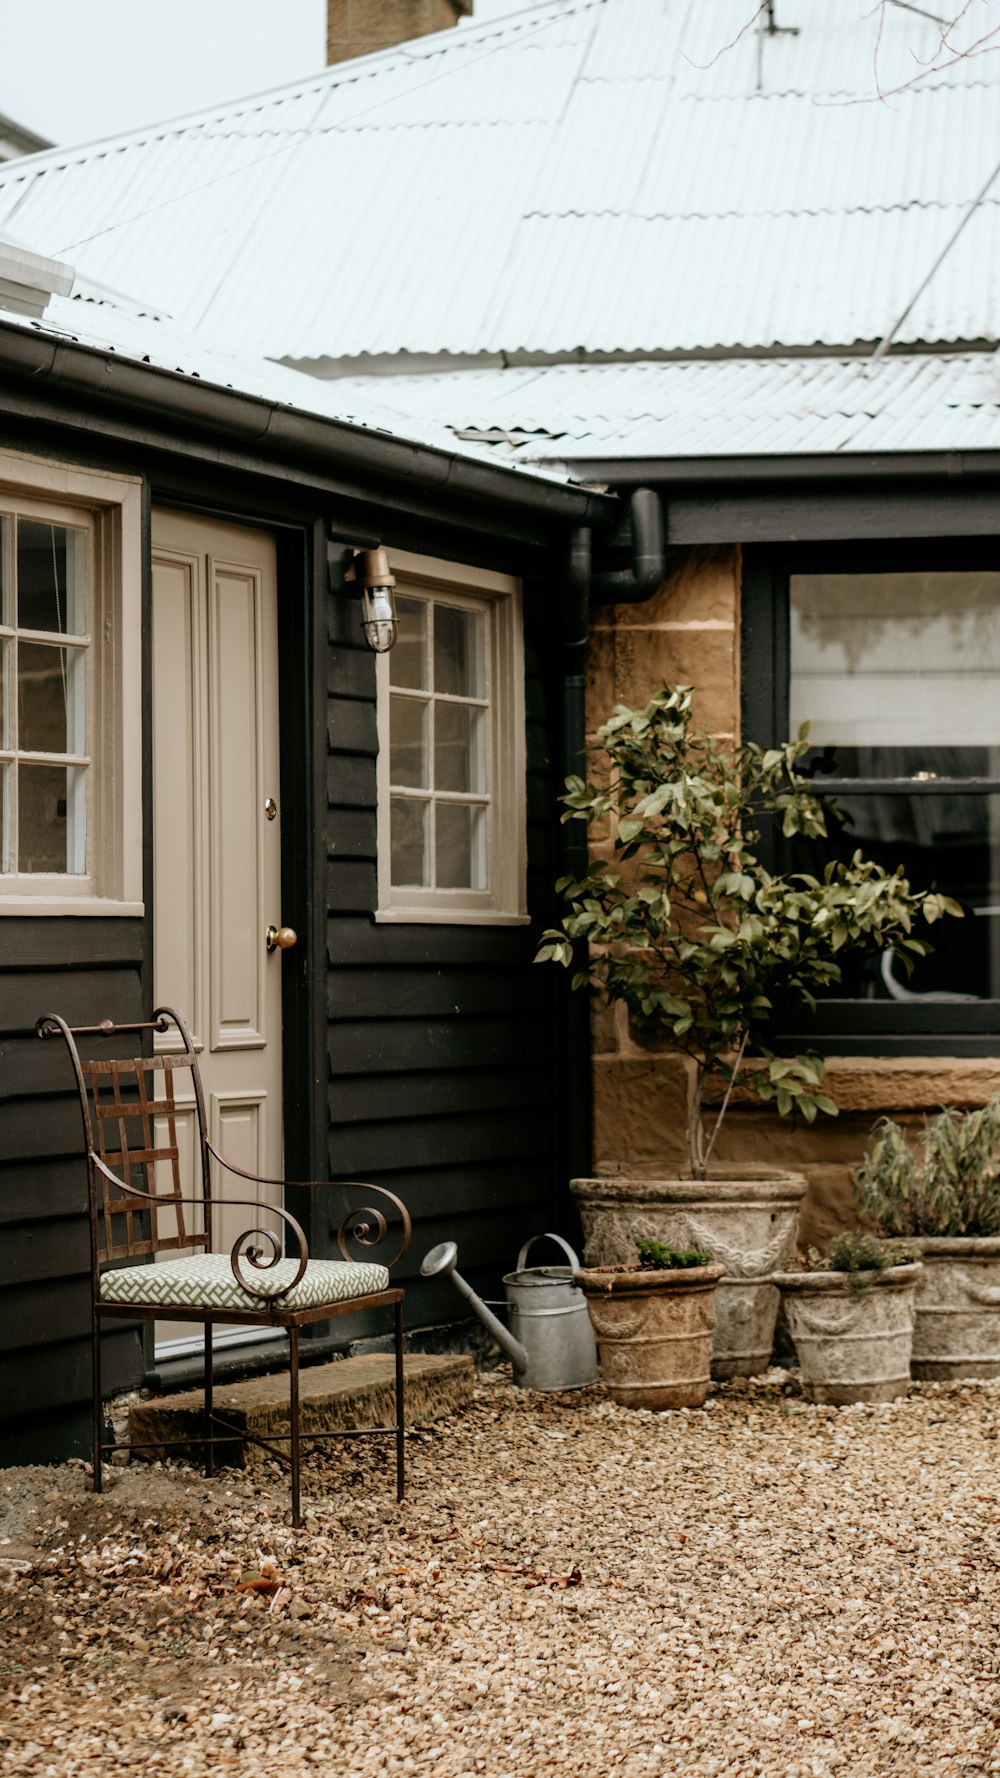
[
  {"xmin": 0, "ymin": 289, "xmax": 563, "ymax": 479},
  {"xmin": 327, "ymin": 353, "xmax": 1000, "ymax": 462},
  {"xmin": 1, "ymin": 0, "xmax": 998, "ymax": 361}
]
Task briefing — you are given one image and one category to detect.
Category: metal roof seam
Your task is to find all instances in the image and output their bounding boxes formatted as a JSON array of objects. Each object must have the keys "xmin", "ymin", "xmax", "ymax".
[{"xmin": 521, "ymin": 198, "xmax": 1000, "ymax": 221}]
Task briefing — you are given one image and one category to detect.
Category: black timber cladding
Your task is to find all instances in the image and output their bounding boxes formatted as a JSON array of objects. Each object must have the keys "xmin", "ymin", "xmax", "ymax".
[
  {"xmin": 0, "ymin": 391, "xmax": 574, "ymax": 1459},
  {"xmin": 0, "ymin": 920, "xmax": 148, "ymax": 1461},
  {"xmin": 322, "ymin": 579, "xmax": 562, "ymax": 1339}
]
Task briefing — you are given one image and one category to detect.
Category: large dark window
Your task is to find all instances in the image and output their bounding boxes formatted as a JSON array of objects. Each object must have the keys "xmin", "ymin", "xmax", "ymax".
[{"xmin": 743, "ymin": 545, "xmax": 1000, "ymax": 1054}]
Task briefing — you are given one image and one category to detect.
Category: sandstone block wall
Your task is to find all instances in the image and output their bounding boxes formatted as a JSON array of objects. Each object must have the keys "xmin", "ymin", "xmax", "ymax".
[{"xmin": 586, "ymin": 544, "xmax": 997, "ymax": 1248}]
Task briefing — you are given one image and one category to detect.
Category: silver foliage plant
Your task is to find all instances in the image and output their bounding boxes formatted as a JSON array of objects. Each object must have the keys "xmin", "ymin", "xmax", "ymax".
[
  {"xmin": 536, "ymin": 685, "xmax": 962, "ymax": 1179},
  {"xmin": 855, "ymin": 1100, "xmax": 1000, "ymax": 1238}
]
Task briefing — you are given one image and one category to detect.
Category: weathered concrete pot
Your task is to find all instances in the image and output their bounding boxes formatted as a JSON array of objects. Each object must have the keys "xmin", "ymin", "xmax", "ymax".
[
  {"xmin": 574, "ymin": 1263, "xmax": 725, "ymax": 1409},
  {"xmin": 910, "ymin": 1238, "xmax": 1000, "ymax": 1380},
  {"xmin": 774, "ymin": 1263, "xmax": 922, "ymax": 1405},
  {"xmin": 571, "ymin": 1169, "xmax": 807, "ymax": 1379}
]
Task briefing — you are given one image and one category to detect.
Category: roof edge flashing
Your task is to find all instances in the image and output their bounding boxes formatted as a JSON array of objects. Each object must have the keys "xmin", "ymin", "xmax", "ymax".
[{"xmin": 0, "ymin": 238, "xmax": 75, "ymax": 320}]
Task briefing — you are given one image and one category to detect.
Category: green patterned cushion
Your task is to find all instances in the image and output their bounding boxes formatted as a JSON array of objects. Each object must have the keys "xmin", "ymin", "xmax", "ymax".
[{"xmin": 99, "ymin": 1252, "xmax": 390, "ymax": 1311}]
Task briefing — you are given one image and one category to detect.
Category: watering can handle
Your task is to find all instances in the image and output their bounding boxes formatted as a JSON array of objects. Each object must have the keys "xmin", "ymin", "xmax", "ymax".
[{"xmin": 516, "ymin": 1231, "xmax": 583, "ymax": 1273}]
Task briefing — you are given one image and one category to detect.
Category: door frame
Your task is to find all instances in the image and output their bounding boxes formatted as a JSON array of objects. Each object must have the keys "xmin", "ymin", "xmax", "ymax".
[{"xmin": 140, "ymin": 492, "xmax": 328, "ymax": 1370}]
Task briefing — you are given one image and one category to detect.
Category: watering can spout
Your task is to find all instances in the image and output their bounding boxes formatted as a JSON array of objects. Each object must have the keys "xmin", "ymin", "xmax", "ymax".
[{"xmin": 420, "ymin": 1241, "xmax": 529, "ymax": 1373}]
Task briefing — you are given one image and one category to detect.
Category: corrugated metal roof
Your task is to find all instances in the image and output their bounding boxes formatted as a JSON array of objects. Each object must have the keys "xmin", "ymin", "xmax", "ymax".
[
  {"xmin": 0, "ymin": 0, "xmax": 997, "ymax": 361},
  {"xmin": 0, "ymin": 288, "xmax": 565, "ymax": 479},
  {"xmin": 326, "ymin": 353, "xmax": 1000, "ymax": 461}
]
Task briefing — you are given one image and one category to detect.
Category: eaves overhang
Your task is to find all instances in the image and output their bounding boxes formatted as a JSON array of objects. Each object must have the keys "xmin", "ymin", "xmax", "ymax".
[{"xmin": 0, "ymin": 319, "xmax": 619, "ymax": 537}]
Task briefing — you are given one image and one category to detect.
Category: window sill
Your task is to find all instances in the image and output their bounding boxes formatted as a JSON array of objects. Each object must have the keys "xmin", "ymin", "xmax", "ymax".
[
  {"xmin": 375, "ymin": 908, "xmax": 530, "ymax": 926},
  {"xmin": 822, "ymin": 1055, "xmax": 1000, "ymax": 1113},
  {"xmin": 0, "ymin": 896, "xmax": 145, "ymax": 917}
]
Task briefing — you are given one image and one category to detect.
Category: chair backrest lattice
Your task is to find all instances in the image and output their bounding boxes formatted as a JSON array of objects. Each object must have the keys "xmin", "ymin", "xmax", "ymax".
[
  {"xmin": 84, "ymin": 1052, "xmax": 209, "ymax": 1263},
  {"xmin": 37, "ymin": 1007, "xmax": 212, "ymax": 1269}
]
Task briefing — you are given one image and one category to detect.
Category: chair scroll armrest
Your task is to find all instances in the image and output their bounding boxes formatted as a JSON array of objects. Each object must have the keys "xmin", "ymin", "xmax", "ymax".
[
  {"xmin": 205, "ymin": 1141, "xmax": 412, "ymax": 1270},
  {"xmin": 90, "ymin": 1153, "xmax": 310, "ymax": 1302}
]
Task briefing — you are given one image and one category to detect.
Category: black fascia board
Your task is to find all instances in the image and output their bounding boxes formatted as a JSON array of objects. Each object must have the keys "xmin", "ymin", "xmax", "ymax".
[
  {"xmin": 554, "ymin": 450, "xmax": 1000, "ymax": 486},
  {"xmin": 0, "ymin": 320, "xmax": 618, "ymax": 539}
]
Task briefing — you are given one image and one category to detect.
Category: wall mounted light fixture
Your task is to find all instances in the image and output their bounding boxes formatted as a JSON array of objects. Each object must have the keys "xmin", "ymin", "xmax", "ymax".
[{"xmin": 355, "ymin": 547, "xmax": 398, "ymax": 653}]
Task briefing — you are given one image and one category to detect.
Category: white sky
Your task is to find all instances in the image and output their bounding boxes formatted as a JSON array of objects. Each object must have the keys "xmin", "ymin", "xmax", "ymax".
[{"xmin": 0, "ymin": 0, "xmax": 529, "ymax": 147}]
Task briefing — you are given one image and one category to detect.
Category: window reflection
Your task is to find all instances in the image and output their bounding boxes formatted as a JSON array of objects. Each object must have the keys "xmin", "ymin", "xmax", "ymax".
[{"xmin": 789, "ymin": 572, "xmax": 1000, "ymax": 1003}]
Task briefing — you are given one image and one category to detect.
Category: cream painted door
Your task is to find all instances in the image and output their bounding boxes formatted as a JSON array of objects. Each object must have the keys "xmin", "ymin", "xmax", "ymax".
[{"xmin": 151, "ymin": 511, "xmax": 285, "ymax": 1358}]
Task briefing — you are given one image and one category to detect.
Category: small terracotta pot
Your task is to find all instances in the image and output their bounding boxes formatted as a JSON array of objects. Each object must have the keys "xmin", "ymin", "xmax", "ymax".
[
  {"xmin": 572, "ymin": 1170, "xmax": 806, "ymax": 1378},
  {"xmin": 574, "ymin": 1263, "xmax": 725, "ymax": 1409}
]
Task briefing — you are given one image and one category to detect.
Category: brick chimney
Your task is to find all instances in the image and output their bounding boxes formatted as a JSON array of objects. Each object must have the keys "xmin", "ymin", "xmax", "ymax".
[{"xmin": 327, "ymin": 1, "xmax": 473, "ymax": 66}]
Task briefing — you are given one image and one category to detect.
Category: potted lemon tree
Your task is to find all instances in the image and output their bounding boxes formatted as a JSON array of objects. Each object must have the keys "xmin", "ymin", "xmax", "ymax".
[{"xmin": 537, "ymin": 684, "xmax": 960, "ymax": 1378}]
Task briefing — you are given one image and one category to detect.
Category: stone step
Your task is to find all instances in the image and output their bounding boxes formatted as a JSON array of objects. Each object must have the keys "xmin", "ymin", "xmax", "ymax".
[{"xmin": 128, "ymin": 1352, "xmax": 474, "ymax": 1467}]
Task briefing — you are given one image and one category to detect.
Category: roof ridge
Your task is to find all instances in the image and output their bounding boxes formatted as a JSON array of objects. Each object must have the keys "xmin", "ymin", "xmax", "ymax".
[{"xmin": 0, "ymin": 0, "xmax": 601, "ymax": 180}]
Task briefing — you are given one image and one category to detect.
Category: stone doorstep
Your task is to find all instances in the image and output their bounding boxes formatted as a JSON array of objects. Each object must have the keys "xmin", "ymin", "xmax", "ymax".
[{"xmin": 128, "ymin": 1352, "xmax": 475, "ymax": 1468}]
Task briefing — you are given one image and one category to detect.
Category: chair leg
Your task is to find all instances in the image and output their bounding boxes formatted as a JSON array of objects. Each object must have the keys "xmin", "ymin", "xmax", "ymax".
[
  {"xmin": 394, "ymin": 1296, "xmax": 405, "ymax": 1505},
  {"xmin": 91, "ymin": 1310, "xmax": 103, "ymax": 1495},
  {"xmin": 204, "ymin": 1324, "xmax": 214, "ymax": 1478},
  {"xmin": 289, "ymin": 1327, "xmax": 301, "ymax": 1529}
]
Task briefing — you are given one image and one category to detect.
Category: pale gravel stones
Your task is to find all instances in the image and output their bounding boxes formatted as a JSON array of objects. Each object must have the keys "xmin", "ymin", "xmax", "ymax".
[{"xmin": 2, "ymin": 1369, "xmax": 1000, "ymax": 1775}]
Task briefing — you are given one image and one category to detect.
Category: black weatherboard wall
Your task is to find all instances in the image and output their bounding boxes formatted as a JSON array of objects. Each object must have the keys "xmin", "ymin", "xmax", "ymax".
[
  {"xmin": 322, "ymin": 567, "xmax": 564, "ymax": 1341},
  {"xmin": 0, "ymin": 333, "xmax": 614, "ymax": 1462}
]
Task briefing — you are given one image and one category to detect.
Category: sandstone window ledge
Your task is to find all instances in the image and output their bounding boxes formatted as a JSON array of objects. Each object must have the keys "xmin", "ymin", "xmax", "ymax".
[{"xmin": 821, "ymin": 1056, "xmax": 1000, "ymax": 1114}]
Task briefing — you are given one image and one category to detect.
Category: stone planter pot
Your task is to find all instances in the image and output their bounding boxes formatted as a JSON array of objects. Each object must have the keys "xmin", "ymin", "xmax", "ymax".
[
  {"xmin": 774, "ymin": 1263, "xmax": 922, "ymax": 1404},
  {"xmin": 574, "ymin": 1263, "xmax": 725, "ymax": 1409},
  {"xmin": 571, "ymin": 1169, "xmax": 807, "ymax": 1379},
  {"xmin": 909, "ymin": 1237, "xmax": 1000, "ymax": 1380}
]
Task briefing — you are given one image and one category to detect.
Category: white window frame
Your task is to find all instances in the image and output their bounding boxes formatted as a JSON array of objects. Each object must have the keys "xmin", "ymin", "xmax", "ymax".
[
  {"xmin": 0, "ymin": 449, "xmax": 143, "ymax": 915},
  {"xmin": 376, "ymin": 550, "xmax": 527, "ymax": 926}
]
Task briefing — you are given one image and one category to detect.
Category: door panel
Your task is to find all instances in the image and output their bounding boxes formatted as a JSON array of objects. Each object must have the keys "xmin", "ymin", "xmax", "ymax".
[{"xmin": 151, "ymin": 511, "xmax": 284, "ymax": 1357}]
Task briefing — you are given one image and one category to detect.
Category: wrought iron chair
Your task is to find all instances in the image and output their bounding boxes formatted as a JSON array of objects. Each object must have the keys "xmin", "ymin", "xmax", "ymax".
[{"xmin": 37, "ymin": 1006, "xmax": 411, "ymax": 1527}]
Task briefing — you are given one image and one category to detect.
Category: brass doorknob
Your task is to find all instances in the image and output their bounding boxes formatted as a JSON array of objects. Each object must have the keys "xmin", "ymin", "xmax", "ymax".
[{"xmin": 265, "ymin": 924, "xmax": 297, "ymax": 954}]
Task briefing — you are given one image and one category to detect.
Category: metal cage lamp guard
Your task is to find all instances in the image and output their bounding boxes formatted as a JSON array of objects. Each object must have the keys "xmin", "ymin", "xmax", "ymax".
[{"xmin": 357, "ymin": 547, "xmax": 398, "ymax": 653}]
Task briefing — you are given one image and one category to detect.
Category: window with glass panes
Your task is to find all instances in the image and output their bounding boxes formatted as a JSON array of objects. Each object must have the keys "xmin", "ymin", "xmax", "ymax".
[
  {"xmin": 376, "ymin": 555, "xmax": 525, "ymax": 921},
  {"xmin": 744, "ymin": 549, "xmax": 1000, "ymax": 1046},
  {"xmin": 388, "ymin": 591, "xmax": 490, "ymax": 893},
  {"xmin": 0, "ymin": 509, "xmax": 91, "ymax": 878}
]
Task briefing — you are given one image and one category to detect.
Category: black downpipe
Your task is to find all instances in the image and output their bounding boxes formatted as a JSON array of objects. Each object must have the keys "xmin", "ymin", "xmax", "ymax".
[
  {"xmin": 590, "ymin": 487, "xmax": 666, "ymax": 604},
  {"xmin": 555, "ymin": 489, "xmax": 667, "ymax": 1227},
  {"xmin": 556, "ymin": 526, "xmax": 594, "ymax": 1221}
]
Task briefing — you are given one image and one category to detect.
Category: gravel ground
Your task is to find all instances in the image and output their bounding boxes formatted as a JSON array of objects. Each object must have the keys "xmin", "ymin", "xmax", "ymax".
[{"xmin": 2, "ymin": 1368, "xmax": 1000, "ymax": 1777}]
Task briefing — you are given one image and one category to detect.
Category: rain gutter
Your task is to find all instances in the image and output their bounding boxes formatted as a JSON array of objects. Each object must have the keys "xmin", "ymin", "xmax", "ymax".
[
  {"xmin": 0, "ymin": 321, "xmax": 618, "ymax": 531},
  {"xmin": 539, "ymin": 450, "xmax": 1000, "ymax": 487}
]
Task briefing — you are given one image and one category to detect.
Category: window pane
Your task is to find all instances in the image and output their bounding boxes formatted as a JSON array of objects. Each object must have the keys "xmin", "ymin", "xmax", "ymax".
[
  {"xmin": 791, "ymin": 572, "xmax": 1000, "ymax": 771},
  {"xmin": 18, "ymin": 642, "xmax": 85, "ymax": 754},
  {"xmin": 434, "ymin": 604, "xmax": 484, "ymax": 698},
  {"xmin": 390, "ymin": 694, "xmax": 427, "ymax": 788},
  {"xmin": 436, "ymin": 802, "xmax": 486, "ymax": 890},
  {"xmin": 0, "ymin": 639, "xmax": 7, "ymax": 748},
  {"xmin": 17, "ymin": 519, "xmax": 86, "ymax": 635},
  {"xmin": 18, "ymin": 762, "xmax": 86, "ymax": 874},
  {"xmin": 390, "ymin": 795, "xmax": 428, "ymax": 886},
  {"xmin": 390, "ymin": 596, "xmax": 428, "ymax": 691},
  {"xmin": 789, "ymin": 790, "xmax": 1000, "ymax": 1001},
  {"xmin": 805, "ymin": 744, "xmax": 997, "ymax": 783},
  {"xmin": 435, "ymin": 701, "xmax": 485, "ymax": 793}
]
